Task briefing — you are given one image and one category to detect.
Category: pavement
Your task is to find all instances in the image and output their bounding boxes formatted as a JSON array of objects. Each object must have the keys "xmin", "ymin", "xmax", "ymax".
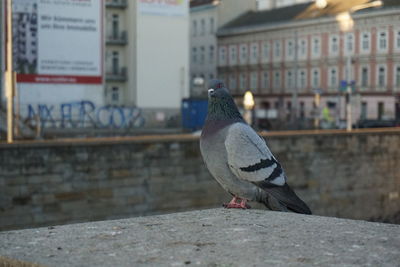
[{"xmin": 0, "ymin": 208, "xmax": 399, "ymax": 267}]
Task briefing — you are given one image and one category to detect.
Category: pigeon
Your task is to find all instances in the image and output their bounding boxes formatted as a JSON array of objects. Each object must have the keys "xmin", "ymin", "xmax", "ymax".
[{"xmin": 200, "ymin": 79, "xmax": 311, "ymax": 214}]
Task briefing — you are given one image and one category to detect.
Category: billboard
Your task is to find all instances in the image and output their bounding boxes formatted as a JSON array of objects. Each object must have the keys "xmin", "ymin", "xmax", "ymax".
[
  {"xmin": 11, "ymin": 0, "xmax": 103, "ymax": 84},
  {"xmin": 138, "ymin": 0, "xmax": 188, "ymax": 17}
]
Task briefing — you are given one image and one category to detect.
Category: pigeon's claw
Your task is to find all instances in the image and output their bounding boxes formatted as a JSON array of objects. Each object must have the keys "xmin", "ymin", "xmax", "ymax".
[{"xmin": 223, "ymin": 197, "xmax": 251, "ymax": 209}]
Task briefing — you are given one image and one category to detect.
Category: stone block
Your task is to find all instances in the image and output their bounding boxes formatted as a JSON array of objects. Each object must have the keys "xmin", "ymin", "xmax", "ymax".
[
  {"xmin": 55, "ymin": 192, "xmax": 86, "ymax": 201},
  {"xmin": 87, "ymin": 189, "xmax": 114, "ymax": 199}
]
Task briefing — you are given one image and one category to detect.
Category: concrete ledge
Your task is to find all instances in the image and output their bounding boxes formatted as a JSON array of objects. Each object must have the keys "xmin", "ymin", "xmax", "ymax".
[
  {"xmin": 0, "ymin": 127, "xmax": 399, "ymax": 148},
  {"xmin": 1, "ymin": 209, "xmax": 399, "ymax": 266}
]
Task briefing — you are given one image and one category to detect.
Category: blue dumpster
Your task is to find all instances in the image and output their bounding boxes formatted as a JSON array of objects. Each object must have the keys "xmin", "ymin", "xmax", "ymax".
[{"xmin": 181, "ymin": 98, "xmax": 208, "ymax": 131}]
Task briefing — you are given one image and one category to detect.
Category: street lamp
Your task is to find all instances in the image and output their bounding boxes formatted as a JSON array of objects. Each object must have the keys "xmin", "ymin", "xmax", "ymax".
[
  {"xmin": 5, "ymin": 0, "xmax": 15, "ymax": 143},
  {"xmin": 336, "ymin": 11, "xmax": 354, "ymax": 131},
  {"xmin": 243, "ymin": 90, "xmax": 255, "ymax": 125},
  {"xmin": 335, "ymin": 0, "xmax": 382, "ymax": 131}
]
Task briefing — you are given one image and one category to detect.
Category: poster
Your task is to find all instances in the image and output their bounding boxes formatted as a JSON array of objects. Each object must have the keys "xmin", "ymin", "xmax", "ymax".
[{"xmin": 12, "ymin": 0, "xmax": 103, "ymax": 84}]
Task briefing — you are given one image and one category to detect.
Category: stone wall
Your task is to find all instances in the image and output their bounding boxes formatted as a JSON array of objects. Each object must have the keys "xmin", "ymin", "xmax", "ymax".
[{"xmin": 1, "ymin": 129, "xmax": 400, "ymax": 230}]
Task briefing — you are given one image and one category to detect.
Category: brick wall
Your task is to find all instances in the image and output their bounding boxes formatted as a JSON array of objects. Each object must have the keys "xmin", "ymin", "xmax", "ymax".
[{"xmin": 1, "ymin": 129, "xmax": 399, "ymax": 230}]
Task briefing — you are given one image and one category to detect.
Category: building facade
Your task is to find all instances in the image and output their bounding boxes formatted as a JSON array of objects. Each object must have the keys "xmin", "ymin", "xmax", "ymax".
[
  {"xmin": 1, "ymin": 0, "xmax": 190, "ymax": 131},
  {"xmin": 189, "ymin": 0, "xmax": 257, "ymax": 96},
  {"xmin": 217, "ymin": 2, "xmax": 400, "ymax": 128},
  {"xmin": 105, "ymin": 0, "xmax": 190, "ymax": 115},
  {"xmin": 258, "ymin": 0, "xmax": 312, "ymax": 10}
]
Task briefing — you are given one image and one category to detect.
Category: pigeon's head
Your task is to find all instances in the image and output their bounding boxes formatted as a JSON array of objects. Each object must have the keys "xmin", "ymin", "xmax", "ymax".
[
  {"xmin": 207, "ymin": 79, "xmax": 230, "ymax": 100},
  {"xmin": 205, "ymin": 79, "xmax": 243, "ymax": 121}
]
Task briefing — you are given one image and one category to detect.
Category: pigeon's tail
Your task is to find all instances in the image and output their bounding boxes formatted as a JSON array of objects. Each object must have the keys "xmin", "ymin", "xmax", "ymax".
[{"xmin": 255, "ymin": 182, "xmax": 312, "ymax": 215}]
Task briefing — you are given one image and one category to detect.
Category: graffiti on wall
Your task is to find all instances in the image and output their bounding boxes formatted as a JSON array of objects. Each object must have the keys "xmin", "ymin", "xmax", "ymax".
[{"xmin": 25, "ymin": 101, "xmax": 145, "ymax": 129}]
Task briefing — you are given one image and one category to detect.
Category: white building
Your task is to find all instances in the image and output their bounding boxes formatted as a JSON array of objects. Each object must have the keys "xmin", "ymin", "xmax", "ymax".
[
  {"xmin": 189, "ymin": 0, "xmax": 257, "ymax": 96},
  {"xmin": 1, "ymin": 0, "xmax": 190, "ymax": 132}
]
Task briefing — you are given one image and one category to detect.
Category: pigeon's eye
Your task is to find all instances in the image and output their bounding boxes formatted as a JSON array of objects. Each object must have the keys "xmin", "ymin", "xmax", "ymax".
[{"xmin": 208, "ymin": 88, "xmax": 215, "ymax": 97}]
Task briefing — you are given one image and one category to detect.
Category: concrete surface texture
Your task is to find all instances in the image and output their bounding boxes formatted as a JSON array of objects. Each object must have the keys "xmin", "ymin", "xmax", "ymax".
[
  {"xmin": 0, "ymin": 208, "xmax": 399, "ymax": 267},
  {"xmin": 1, "ymin": 129, "xmax": 400, "ymax": 231}
]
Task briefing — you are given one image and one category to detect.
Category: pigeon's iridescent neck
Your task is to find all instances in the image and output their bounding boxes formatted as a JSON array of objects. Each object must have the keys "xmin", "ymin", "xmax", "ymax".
[
  {"xmin": 206, "ymin": 96, "xmax": 243, "ymax": 121},
  {"xmin": 201, "ymin": 119, "xmax": 244, "ymax": 139}
]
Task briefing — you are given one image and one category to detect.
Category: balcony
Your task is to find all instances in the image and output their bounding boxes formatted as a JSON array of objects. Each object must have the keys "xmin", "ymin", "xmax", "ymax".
[
  {"xmin": 106, "ymin": 31, "xmax": 128, "ymax": 46},
  {"xmin": 105, "ymin": 0, "xmax": 128, "ymax": 9},
  {"xmin": 106, "ymin": 67, "xmax": 127, "ymax": 82}
]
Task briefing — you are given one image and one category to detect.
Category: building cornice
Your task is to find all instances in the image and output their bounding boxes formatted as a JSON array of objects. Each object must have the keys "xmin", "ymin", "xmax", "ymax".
[
  {"xmin": 217, "ymin": 8, "xmax": 400, "ymax": 37},
  {"xmin": 190, "ymin": 3, "xmax": 218, "ymax": 13}
]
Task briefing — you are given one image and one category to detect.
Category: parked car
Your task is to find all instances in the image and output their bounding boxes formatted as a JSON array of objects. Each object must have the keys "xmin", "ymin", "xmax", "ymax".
[{"xmin": 357, "ymin": 119, "xmax": 400, "ymax": 128}]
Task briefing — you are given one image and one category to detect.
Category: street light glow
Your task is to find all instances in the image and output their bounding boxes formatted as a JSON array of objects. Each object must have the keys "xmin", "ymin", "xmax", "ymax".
[
  {"xmin": 336, "ymin": 12, "xmax": 354, "ymax": 32},
  {"xmin": 243, "ymin": 91, "xmax": 255, "ymax": 110},
  {"xmin": 315, "ymin": 0, "xmax": 327, "ymax": 9}
]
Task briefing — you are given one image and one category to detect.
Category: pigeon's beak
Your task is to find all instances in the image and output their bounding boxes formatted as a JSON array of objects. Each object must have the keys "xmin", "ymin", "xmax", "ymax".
[{"xmin": 208, "ymin": 88, "xmax": 215, "ymax": 98}]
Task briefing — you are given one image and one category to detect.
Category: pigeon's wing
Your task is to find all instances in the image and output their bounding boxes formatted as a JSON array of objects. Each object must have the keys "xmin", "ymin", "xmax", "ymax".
[
  {"xmin": 224, "ymin": 123, "xmax": 285, "ymax": 186},
  {"xmin": 225, "ymin": 123, "xmax": 312, "ymax": 215}
]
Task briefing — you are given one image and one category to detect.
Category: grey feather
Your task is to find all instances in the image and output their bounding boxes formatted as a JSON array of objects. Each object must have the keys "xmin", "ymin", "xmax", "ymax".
[{"xmin": 200, "ymin": 79, "xmax": 311, "ymax": 214}]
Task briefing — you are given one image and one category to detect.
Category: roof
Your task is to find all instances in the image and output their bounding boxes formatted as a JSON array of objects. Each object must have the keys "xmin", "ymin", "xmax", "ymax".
[
  {"xmin": 190, "ymin": 0, "xmax": 215, "ymax": 8},
  {"xmin": 220, "ymin": 0, "xmax": 400, "ymax": 32}
]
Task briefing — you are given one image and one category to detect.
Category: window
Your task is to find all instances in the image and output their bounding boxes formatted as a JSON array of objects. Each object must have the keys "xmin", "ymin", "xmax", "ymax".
[
  {"xmin": 262, "ymin": 42, "xmax": 270, "ymax": 61},
  {"xmin": 330, "ymin": 36, "xmax": 339, "ymax": 55},
  {"xmin": 209, "ymin": 45, "xmax": 214, "ymax": 63},
  {"xmin": 396, "ymin": 30, "xmax": 400, "ymax": 50},
  {"xmin": 262, "ymin": 71, "xmax": 269, "ymax": 89},
  {"xmin": 286, "ymin": 70, "xmax": 293, "ymax": 90},
  {"xmin": 192, "ymin": 20, "xmax": 197, "ymax": 36},
  {"xmin": 299, "ymin": 39, "xmax": 307, "ymax": 57},
  {"xmin": 230, "ymin": 46, "xmax": 237, "ymax": 64},
  {"xmin": 274, "ymin": 41, "xmax": 281, "ymax": 59},
  {"xmin": 300, "ymin": 102, "xmax": 305, "ymax": 119},
  {"xmin": 361, "ymin": 67, "xmax": 369, "ymax": 88},
  {"xmin": 200, "ymin": 19, "xmax": 205, "ymax": 35},
  {"xmin": 112, "ymin": 87, "xmax": 119, "ymax": 102},
  {"xmin": 274, "ymin": 71, "xmax": 281, "ymax": 89},
  {"xmin": 329, "ymin": 67, "xmax": 338, "ymax": 88},
  {"xmin": 112, "ymin": 51, "xmax": 119, "ymax": 74},
  {"xmin": 361, "ymin": 102, "xmax": 367, "ymax": 120},
  {"xmin": 396, "ymin": 66, "xmax": 400, "ymax": 88},
  {"xmin": 251, "ymin": 43, "xmax": 258, "ymax": 62},
  {"xmin": 240, "ymin": 44, "xmax": 248, "ymax": 63},
  {"xmin": 312, "ymin": 37, "xmax": 320, "ymax": 56},
  {"xmin": 378, "ymin": 66, "xmax": 386, "ymax": 88},
  {"xmin": 219, "ymin": 47, "xmax": 226, "ymax": 65},
  {"xmin": 312, "ymin": 69, "xmax": 320, "ymax": 88},
  {"xmin": 346, "ymin": 33, "xmax": 354, "ymax": 54},
  {"xmin": 378, "ymin": 102, "xmax": 384, "ymax": 120},
  {"xmin": 209, "ymin": 73, "xmax": 214, "ymax": 80},
  {"xmin": 287, "ymin": 40, "xmax": 294, "ymax": 58},
  {"xmin": 299, "ymin": 70, "xmax": 306, "ymax": 89},
  {"xmin": 262, "ymin": 102, "xmax": 271, "ymax": 110},
  {"xmin": 361, "ymin": 32, "xmax": 370, "ymax": 52},
  {"xmin": 239, "ymin": 73, "xmax": 247, "ymax": 90},
  {"xmin": 229, "ymin": 74, "xmax": 237, "ymax": 90},
  {"xmin": 112, "ymin": 14, "xmax": 119, "ymax": 39},
  {"xmin": 210, "ymin": 17, "xmax": 214, "ymax": 34},
  {"xmin": 200, "ymin": 46, "xmax": 205, "ymax": 64},
  {"xmin": 286, "ymin": 101, "xmax": 292, "ymax": 121},
  {"xmin": 250, "ymin": 72, "xmax": 258, "ymax": 90},
  {"xmin": 192, "ymin": 47, "xmax": 197, "ymax": 63},
  {"xmin": 378, "ymin": 31, "xmax": 387, "ymax": 51}
]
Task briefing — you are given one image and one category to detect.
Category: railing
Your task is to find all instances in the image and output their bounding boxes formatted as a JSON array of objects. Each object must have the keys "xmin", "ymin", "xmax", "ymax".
[
  {"xmin": 106, "ymin": 67, "xmax": 127, "ymax": 82},
  {"xmin": 106, "ymin": 31, "xmax": 127, "ymax": 45},
  {"xmin": 105, "ymin": 0, "xmax": 128, "ymax": 9}
]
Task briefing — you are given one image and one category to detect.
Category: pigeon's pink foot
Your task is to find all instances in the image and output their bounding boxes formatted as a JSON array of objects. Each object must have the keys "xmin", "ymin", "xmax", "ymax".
[{"xmin": 223, "ymin": 197, "xmax": 251, "ymax": 209}]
